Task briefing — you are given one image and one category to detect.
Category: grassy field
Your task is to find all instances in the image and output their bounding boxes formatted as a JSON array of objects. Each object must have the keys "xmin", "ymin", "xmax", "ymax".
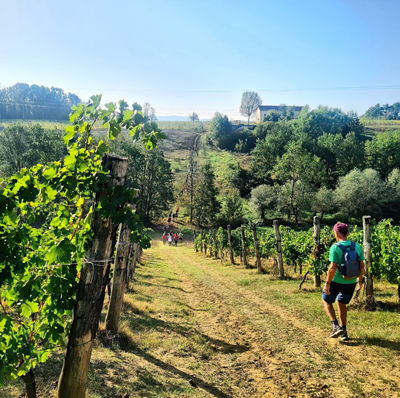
[
  {"xmin": 2, "ymin": 241, "xmax": 399, "ymax": 398},
  {"xmin": 360, "ymin": 119, "xmax": 400, "ymax": 136}
]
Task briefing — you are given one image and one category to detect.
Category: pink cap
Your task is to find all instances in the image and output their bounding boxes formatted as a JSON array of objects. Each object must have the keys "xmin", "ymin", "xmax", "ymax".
[{"xmin": 333, "ymin": 223, "xmax": 348, "ymax": 235}]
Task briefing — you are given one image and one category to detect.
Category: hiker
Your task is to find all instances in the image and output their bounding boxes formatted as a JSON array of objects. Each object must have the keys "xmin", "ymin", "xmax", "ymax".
[
  {"xmin": 163, "ymin": 225, "xmax": 167, "ymax": 233},
  {"xmin": 168, "ymin": 216, "xmax": 171, "ymax": 224},
  {"xmin": 162, "ymin": 232, "xmax": 168, "ymax": 245},
  {"xmin": 322, "ymin": 223, "xmax": 365, "ymax": 340},
  {"xmin": 167, "ymin": 233, "xmax": 172, "ymax": 246},
  {"xmin": 174, "ymin": 232, "xmax": 179, "ymax": 246}
]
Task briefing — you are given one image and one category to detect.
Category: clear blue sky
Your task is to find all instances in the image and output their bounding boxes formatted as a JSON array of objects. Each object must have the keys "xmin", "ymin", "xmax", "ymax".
[{"xmin": 1, "ymin": 0, "xmax": 400, "ymax": 119}]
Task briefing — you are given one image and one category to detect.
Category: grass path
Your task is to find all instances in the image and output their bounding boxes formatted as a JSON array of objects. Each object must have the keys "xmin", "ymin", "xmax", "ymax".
[{"xmin": 1, "ymin": 241, "xmax": 399, "ymax": 398}]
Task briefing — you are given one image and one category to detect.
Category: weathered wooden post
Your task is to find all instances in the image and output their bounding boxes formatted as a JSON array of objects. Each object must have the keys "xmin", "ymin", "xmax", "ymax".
[
  {"xmin": 105, "ymin": 221, "xmax": 131, "ymax": 331},
  {"xmin": 203, "ymin": 231, "xmax": 207, "ymax": 254},
  {"xmin": 200, "ymin": 231, "xmax": 203, "ymax": 253},
  {"xmin": 194, "ymin": 230, "xmax": 198, "ymax": 252},
  {"xmin": 213, "ymin": 229, "xmax": 217, "ymax": 259},
  {"xmin": 209, "ymin": 230, "xmax": 213, "ymax": 257},
  {"xmin": 313, "ymin": 216, "xmax": 321, "ymax": 288},
  {"xmin": 252, "ymin": 223, "xmax": 262, "ymax": 273},
  {"xmin": 126, "ymin": 243, "xmax": 134, "ymax": 289},
  {"xmin": 241, "ymin": 225, "xmax": 248, "ymax": 267},
  {"xmin": 273, "ymin": 220, "xmax": 284, "ymax": 279},
  {"xmin": 227, "ymin": 225, "xmax": 234, "ymax": 265},
  {"xmin": 58, "ymin": 154, "xmax": 128, "ymax": 398},
  {"xmin": 363, "ymin": 216, "xmax": 374, "ymax": 299}
]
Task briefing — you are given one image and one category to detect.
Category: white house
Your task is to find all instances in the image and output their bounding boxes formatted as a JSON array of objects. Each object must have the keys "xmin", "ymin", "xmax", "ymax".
[{"xmin": 255, "ymin": 105, "xmax": 303, "ymax": 123}]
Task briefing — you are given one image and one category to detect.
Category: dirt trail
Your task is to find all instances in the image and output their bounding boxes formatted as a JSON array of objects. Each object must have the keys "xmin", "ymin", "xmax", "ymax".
[{"xmin": 154, "ymin": 243, "xmax": 400, "ymax": 398}]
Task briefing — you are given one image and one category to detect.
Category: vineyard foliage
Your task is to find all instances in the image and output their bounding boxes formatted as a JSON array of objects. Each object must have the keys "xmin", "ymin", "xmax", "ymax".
[
  {"xmin": 195, "ymin": 221, "xmax": 400, "ymax": 289},
  {"xmin": 0, "ymin": 95, "xmax": 164, "ymax": 385}
]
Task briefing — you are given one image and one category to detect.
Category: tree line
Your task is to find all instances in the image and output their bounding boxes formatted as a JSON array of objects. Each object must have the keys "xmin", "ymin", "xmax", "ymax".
[{"xmin": 0, "ymin": 83, "xmax": 81, "ymax": 119}]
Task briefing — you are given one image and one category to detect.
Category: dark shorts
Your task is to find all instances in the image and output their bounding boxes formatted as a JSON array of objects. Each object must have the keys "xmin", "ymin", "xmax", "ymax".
[{"xmin": 322, "ymin": 281, "xmax": 356, "ymax": 305}]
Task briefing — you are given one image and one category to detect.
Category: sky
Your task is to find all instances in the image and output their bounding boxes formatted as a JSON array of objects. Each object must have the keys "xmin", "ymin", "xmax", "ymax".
[{"xmin": 1, "ymin": 0, "xmax": 400, "ymax": 120}]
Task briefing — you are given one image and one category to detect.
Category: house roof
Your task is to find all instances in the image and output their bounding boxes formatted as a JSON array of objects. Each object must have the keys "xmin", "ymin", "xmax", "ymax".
[{"xmin": 258, "ymin": 105, "xmax": 303, "ymax": 112}]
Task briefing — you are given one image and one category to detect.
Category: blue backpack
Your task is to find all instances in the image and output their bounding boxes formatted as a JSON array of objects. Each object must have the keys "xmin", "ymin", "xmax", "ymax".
[{"xmin": 335, "ymin": 242, "xmax": 361, "ymax": 279}]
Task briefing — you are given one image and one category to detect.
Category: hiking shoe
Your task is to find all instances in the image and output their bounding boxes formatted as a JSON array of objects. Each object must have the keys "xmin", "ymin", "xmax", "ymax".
[
  {"xmin": 339, "ymin": 330, "xmax": 349, "ymax": 341},
  {"xmin": 329, "ymin": 326, "xmax": 345, "ymax": 338}
]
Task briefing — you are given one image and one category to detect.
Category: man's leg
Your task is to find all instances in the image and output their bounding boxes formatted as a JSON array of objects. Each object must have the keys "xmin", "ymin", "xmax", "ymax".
[
  {"xmin": 322, "ymin": 299, "xmax": 337, "ymax": 321},
  {"xmin": 337, "ymin": 302, "xmax": 347, "ymax": 327}
]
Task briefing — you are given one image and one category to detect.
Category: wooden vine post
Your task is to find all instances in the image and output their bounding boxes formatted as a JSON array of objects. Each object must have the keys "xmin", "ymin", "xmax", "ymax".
[
  {"xmin": 363, "ymin": 216, "xmax": 374, "ymax": 299},
  {"xmin": 105, "ymin": 220, "xmax": 131, "ymax": 331},
  {"xmin": 227, "ymin": 225, "xmax": 234, "ymax": 264},
  {"xmin": 200, "ymin": 231, "xmax": 203, "ymax": 253},
  {"xmin": 58, "ymin": 155, "xmax": 128, "ymax": 398},
  {"xmin": 194, "ymin": 230, "xmax": 198, "ymax": 252},
  {"xmin": 209, "ymin": 230, "xmax": 213, "ymax": 257},
  {"xmin": 203, "ymin": 231, "xmax": 207, "ymax": 254},
  {"xmin": 252, "ymin": 223, "xmax": 262, "ymax": 273},
  {"xmin": 273, "ymin": 220, "xmax": 284, "ymax": 279},
  {"xmin": 213, "ymin": 229, "xmax": 217, "ymax": 259},
  {"xmin": 241, "ymin": 225, "xmax": 248, "ymax": 267},
  {"xmin": 313, "ymin": 216, "xmax": 321, "ymax": 288}
]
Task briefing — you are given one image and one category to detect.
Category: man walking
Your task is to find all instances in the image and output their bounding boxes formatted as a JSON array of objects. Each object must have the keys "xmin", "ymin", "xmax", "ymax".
[{"xmin": 322, "ymin": 223, "xmax": 365, "ymax": 340}]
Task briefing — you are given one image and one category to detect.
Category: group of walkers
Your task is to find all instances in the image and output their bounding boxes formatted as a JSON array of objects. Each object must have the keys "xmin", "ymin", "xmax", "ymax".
[
  {"xmin": 162, "ymin": 225, "xmax": 181, "ymax": 246},
  {"xmin": 167, "ymin": 207, "xmax": 180, "ymax": 224}
]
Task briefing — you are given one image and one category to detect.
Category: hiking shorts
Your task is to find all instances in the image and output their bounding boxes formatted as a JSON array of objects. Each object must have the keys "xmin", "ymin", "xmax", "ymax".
[{"xmin": 322, "ymin": 281, "xmax": 357, "ymax": 305}]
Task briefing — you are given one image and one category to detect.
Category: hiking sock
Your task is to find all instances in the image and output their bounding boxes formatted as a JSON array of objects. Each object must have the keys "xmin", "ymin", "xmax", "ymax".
[
  {"xmin": 341, "ymin": 325, "xmax": 347, "ymax": 332},
  {"xmin": 331, "ymin": 320, "xmax": 339, "ymax": 329}
]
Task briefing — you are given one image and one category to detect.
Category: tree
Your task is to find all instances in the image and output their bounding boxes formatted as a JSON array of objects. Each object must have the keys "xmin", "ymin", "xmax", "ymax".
[
  {"xmin": 192, "ymin": 163, "xmax": 220, "ymax": 226},
  {"xmin": 209, "ymin": 112, "xmax": 232, "ymax": 145},
  {"xmin": 364, "ymin": 102, "xmax": 400, "ymax": 120},
  {"xmin": 250, "ymin": 184, "xmax": 278, "ymax": 223},
  {"xmin": 365, "ymin": 130, "xmax": 400, "ymax": 179},
  {"xmin": 218, "ymin": 190, "xmax": 247, "ymax": 228},
  {"xmin": 239, "ymin": 91, "xmax": 262, "ymax": 124},
  {"xmin": 189, "ymin": 111, "xmax": 199, "ymax": 122},
  {"xmin": 0, "ymin": 124, "xmax": 67, "ymax": 177},
  {"xmin": 143, "ymin": 102, "xmax": 157, "ymax": 121},
  {"xmin": 110, "ymin": 137, "xmax": 174, "ymax": 223},
  {"xmin": 334, "ymin": 168, "xmax": 385, "ymax": 217},
  {"xmin": 312, "ymin": 186, "xmax": 335, "ymax": 220}
]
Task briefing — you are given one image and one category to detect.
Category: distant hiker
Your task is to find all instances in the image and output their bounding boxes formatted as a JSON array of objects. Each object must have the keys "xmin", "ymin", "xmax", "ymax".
[
  {"xmin": 168, "ymin": 233, "xmax": 172, "ymax": 246},
  {"xmin": 162, "ymin": 232, "xmax": 167, "ymax": 245},
  {"xmin": 322, "ymin": 223, "xmax": 365, "ymax": 340},
  {"xmin": 168, "ymin": 216, "xmax": 171, "ymax": 224},
  {"xmin": 174, "ymin": 232, "xmax": 179, "ymax": 246},
  {"xmin": 169, "ymin": 211, "xmax": 172, "ymax": 218},
  {"xmin": 163, "ymin": 225, "xmax": 167, "ymax": 233},
  {"xmin": 176, "ymin": 207, "xmax": 180, "ymax": 213}
]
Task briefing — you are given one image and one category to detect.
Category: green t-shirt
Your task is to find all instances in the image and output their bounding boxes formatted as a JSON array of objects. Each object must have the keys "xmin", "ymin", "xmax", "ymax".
[{"xmin": 329, "ymin": 240, "xmax": 364, "ymax": 284}]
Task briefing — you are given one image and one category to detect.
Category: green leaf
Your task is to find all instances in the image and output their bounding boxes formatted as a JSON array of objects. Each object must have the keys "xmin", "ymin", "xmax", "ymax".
[
  {"xmin": 119, "ymin": 100, "xmax": 129, "ymax": 112},
  {"xmin": 105, "ymin": 102, "xmax": 115, "ymax": 113},
  {"xmin": 122, "ymin": 110, "xmax": 133, "ymax": 122},
  {"xmin": 69, "ymin": 103, "xmax": 84, "ymax": 122},
  {"xmin": 96, "ymin": 140, "xmax": 110, "ymax": 156},
  {"xmin": 64, "ymin": 126, "xmax": 76, "ymax": 143},
  {"xmin": 42, "ymin": 167, "xmax": 57, "ymax": 180},
  {"xmin": 108, "ymin": 119, "xmax": 121, "ymax": 140},
  {"xmin": 21, "ymin": 303, "xmax": 32, "ymax": 318}
]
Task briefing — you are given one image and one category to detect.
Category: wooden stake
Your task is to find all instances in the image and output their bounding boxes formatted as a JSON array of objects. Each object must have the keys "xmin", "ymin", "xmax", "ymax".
[
  {"xmin": 273, "ymin": 220, "xmax": 284, "ymax": 279},
  {"xmin": 227, "ymin": 225, "xmax": 234, "ymax": 265},
  {"xmin": 252, "ymin": 223, "xmax": 262, "ymax": 273},
  {"xmin": 241, "ymin": 225, "xmax": 248, "ymax": 267},
  {"xmin": 363, "ymin": 215, "xmax": 374, "ymax": 298},
  {"xmin": 58, "ymin": 154, "xmax": 128, "ymax": 398},
  {"xmin": 313, "ymin": 216, "xmax": 321, "ymax": 288},
  {"xmin": 213, "ymin": 229, "xmax": 217, "ymax": 259},
  {"xmin": 105, "ymin": 221, "xmax": 131, "ymax": 331}
]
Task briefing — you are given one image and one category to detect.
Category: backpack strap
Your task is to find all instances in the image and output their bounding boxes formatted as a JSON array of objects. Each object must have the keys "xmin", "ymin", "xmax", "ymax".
[
  {"xmin": 334, "ymin": 242, "xmax": 348, "ymax": 252},
  {"xmin": 350, "ymin": 241, "xmax": 356, "ymax": 251}
]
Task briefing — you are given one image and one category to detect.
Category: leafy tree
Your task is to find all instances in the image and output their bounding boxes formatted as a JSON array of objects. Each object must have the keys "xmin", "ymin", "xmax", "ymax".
[
  {"xmin": 217, "ymin": 190, "xmax": 246, "ymax": 228},
  {"xmin": 0, "ymin": 124, "xmax": 67, "ymax": 177},
  {"xmin": 250, "ymin": 121, "xmax": 295, "ymax": 185},
  {"xmin": 0, "ymin": 83, "xmax": 81, "ymax": 119},
  {"xmin": 250, "ymin": 184, "xmax": 278, "ymax": 223},
  {"xmin": 365, "ymin": 130, "xmax": 400, "ymax": 179},
  {"xmin": 273, "ymin": 142, "xmax": 323, "ymax": 224},
  {"xmin": 363, "ymin": 102, "xmax": 400, "ymax": 120},
  {"xmin": 239, "ymin": 91, "xmax": 262, "ymax": 124},
  {"xmin": 312, "ymin": 186, "xmax": 335, "ymax": 220},
  {"xmin": 110, "ymin": 137, "xmax": 174, "ymax": 223},
  {"xmin": 192, "ymin": 163, "xmax": 220, "ymax": 226},
  {"xmin": 143, "ymin": 102, "xmax": 157, "ymax": 121},
  {"xmin": 208, "ymin": 112, "xmax": 232, "ymax": 145},
  {"xmin": 189, "ymin": 111, "xmax": 199, "ymax": 122},
  {"xmin": 334, "ymin": 168, "xmax": 385, "ymax": 217}
]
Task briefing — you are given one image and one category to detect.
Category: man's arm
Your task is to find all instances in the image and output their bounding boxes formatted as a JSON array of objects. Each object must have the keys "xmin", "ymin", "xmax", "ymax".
[
  {"xmin": 323, "ymin": 262, "xmax": 337, "ymax": 295},
  {"xmin": 357, "ymin": 260, "xmax": 365, "ymax": 290}
]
